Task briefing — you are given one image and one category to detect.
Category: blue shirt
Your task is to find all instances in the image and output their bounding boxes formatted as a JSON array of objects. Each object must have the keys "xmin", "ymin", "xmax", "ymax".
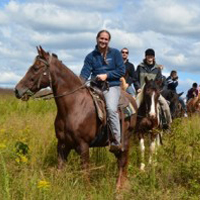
[{"xmin": 80, "ymin": 46, "xmax": 125, "ymax": 87}]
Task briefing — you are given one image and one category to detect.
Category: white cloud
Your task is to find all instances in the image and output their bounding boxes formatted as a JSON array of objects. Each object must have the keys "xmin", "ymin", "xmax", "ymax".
[
  {"xmin": 0, "ymin": 11, "xmax": 8, "ymax": 24},
  {"xmin": 30, "ymin": 0, "xmax": 120, "ymax": 12},
  {"xmin": 5, "ymin": 2, "xmax": 103, "ymax": 32},
  {"xmin": 0, "ymin": 0, "xmax": 199, "ymax": 93},
  {"xmin": 123, "ymin": 0, "xmax": 200, "ymax": 36},
  {"xmin": 0, "ymin": 72, "xmax": 21, "ymax": 84}
]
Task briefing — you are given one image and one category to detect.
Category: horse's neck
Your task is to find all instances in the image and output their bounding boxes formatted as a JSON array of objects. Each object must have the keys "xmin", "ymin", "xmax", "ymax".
[
  {"xmin": 50, "ymin": 61, "xmax": 82, "ymax": 95},
  {"xmin": 138, "ymin": 100, "xmax": 148, "ymax": 116}
]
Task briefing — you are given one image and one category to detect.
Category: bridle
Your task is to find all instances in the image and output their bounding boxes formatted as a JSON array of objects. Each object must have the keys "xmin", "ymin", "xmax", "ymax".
[
  {"xmin": 137, "ymin": 89, "xmax": 160, "ymax": 118},
  {"xmin": 36, "ymin": 56, "xmax": 53, "ymax": 90},
  {"xmin": 33, "ymin": 55, "xmax": 87, "ymax": 99}
]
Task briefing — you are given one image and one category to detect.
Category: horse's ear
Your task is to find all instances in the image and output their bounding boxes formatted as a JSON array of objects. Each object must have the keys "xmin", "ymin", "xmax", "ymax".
[
  {"xmin": 144, "ymin": 77, "xmax": 153, "ymax": 84},
  {"xmin": 38, "ymin": 46, "xmax": 49, "ymax": 60},
  {"xmin": 36, "ymin": 46, "xmax": 42, "ymax": 56},
  {"xmin": 145, "ymin": 77, "xmax": 149, "ymax": 83}
]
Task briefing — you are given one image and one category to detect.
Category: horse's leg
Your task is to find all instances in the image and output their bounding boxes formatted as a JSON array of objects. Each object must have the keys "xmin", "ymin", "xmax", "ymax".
[
  {"xmin": 139, "ymin": 134, "xmax": 145, "ymax": 171},
  {"xmin": 156, "ymin": 131, "xmax": 162, "ymax": 147},
  {"xmin": 57, "ymin": 140, "xmax": 71, "ymax": 169},
  {"xmin": 76, "ymin": 141, "xmax": 90, "ymax": 172},
  {"xmin": 115, "ymin": 142, "xmax": 129, "ymax": 190},
  {"xmin": 149, "ymin": 134, "xmax": 156, "ymax": 165},
  {"xmin": 76, "ymin": 142, "xmax": 90, "ymax": 186},
  {"xmin": 55, "ymin": 116, "xmax": 72, "ymax": 169}
]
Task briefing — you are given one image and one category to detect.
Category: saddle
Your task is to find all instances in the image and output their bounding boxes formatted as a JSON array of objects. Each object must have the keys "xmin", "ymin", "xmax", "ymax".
[
  {"xmin": 88, "ymin": 82, "xmax": 136, "ymax": 148},
  {"xmin": 87, "ymin": 82, "xmax": 135, "ymax": 126}
]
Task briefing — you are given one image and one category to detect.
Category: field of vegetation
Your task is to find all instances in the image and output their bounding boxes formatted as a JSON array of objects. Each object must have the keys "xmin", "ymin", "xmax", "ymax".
[{"xmin": 0, "ymin": 90, "xmax": 200, "ymax": 200}]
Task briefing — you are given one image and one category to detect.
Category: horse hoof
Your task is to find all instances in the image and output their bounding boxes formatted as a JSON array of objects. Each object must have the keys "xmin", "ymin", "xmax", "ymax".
[{"xmin": 57, "ymin": 163, "xmax": 64, "ymax": 170}]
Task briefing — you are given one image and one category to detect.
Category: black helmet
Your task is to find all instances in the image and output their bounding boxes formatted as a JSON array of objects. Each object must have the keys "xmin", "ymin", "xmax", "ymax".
[
  {"xmin": 193, "ymin": 82, "xmax": 198, "ymax": 88},
  {"xmin": 145, "ymin": 48, "xmax": 155, "ymax": 57}
]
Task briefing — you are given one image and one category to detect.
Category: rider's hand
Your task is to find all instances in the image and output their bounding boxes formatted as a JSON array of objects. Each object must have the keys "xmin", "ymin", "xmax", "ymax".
[
  {"xmin": 96, "ymin": 74, "xmax": 107, "ymax": 81},
  {"xmin": 137, "ymin": 89, "xmax": 142, "ymax": 93},
  {"xmin": 173, "ymin": 76, "xmax": 178, "ymax": 81}
]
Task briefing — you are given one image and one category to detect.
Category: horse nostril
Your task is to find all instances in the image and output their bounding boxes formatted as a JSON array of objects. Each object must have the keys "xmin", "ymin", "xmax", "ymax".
[
  {"xmin": 15, "ymin": 89, "xmax": 18, "ymax": 95},
  {"xmin": 15, "ymin": 89, "xmax": 20, "ymax": 98},
  {"xmin": 149, "ymin": 113, "xmax": 156, "ymax": 119}
]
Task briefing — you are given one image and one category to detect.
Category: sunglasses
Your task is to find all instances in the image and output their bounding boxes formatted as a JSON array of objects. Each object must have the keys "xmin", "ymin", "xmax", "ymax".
[{"xmin": 121, "ymin": 51, "xmax": 129, "ymax": 54}]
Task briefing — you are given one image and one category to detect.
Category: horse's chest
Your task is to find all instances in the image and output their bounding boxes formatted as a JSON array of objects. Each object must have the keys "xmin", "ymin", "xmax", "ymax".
[{"xmin": 137, "ymin": 117, "xmax": 158, "ymax": 132}]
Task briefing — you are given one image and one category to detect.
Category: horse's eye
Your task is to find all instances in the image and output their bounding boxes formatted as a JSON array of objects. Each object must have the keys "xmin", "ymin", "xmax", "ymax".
[
  {"xmin": 146, "ymin": 89, "xmax": 150, "ymax": 93},
  {"xmin": 33, "ymin": 66, "xmax": 39, "ymax": 72}
]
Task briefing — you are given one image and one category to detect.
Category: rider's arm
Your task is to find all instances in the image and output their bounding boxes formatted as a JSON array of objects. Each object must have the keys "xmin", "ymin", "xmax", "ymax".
[
  {"xmin": 80, "ymin": 54, "xmax": 93, "ymax": 82},
  {"xmin": 106, "ymin": 49, "xmax": 125, "ymax": 80},
  {"xmin": 127, "ymin": 63, "xmax": 135, "ymax": 86},
  {"xmin": 133, "ymin": 65, "xmax": 141, "ymax": 91}
]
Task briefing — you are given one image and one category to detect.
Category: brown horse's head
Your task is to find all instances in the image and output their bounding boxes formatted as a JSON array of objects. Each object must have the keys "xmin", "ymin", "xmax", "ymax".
[
  {"xmin": 15, "ymin": 46, "xmax": 52, "ymax": 100},
  {"xmin": 143, "ymin": 77, "xmax": 160, "ymax": 119}
]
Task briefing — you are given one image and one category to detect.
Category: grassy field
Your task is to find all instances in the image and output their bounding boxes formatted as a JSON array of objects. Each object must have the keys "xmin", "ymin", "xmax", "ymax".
[{"xmin": 0, "ymin": 91, "xmax": 200, "ymax": 200}]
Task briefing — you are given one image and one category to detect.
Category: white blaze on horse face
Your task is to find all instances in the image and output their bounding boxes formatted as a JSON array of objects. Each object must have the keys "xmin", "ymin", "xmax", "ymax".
[{"xmin": 149, "ymin": 91, "xmax": 156, "ymax": 118}]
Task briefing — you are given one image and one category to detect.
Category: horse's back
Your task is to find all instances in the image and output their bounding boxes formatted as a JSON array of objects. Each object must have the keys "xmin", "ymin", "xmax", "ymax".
[{"xmin": 121, "ymin": 90, "xmax": 137, "ymax": 110}]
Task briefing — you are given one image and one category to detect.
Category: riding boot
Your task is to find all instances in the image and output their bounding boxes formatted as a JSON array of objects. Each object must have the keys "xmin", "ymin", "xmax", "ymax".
[
  {"xmin": 109, "ymin": 130, "xmax": 122, "ymax": 153},
  {"xmin": 161, "ymin": 108, "xmax": 169, "ymax": 129},
  {"xmin": 109, "ymin": 140, "xmax": 122, "ymax": 153}
]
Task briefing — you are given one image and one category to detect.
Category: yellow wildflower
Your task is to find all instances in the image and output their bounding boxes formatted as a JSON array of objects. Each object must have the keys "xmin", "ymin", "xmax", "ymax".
[
  {"xmin": 0, "ymin": 129, "xmax": 6, "ymax": 134},
  {"xmin": 15, "ymin": 154, "xmax": 28, "ymax": 164},
  {"xmin": 37, "ymin": 180, "xmax": 51, "ymax": 190},
  {"xmin": 15, "ymin": 157, "xmax": 20, "ymax": 163},
  {"xmin": 0, "ymin": 143, "xmax": 6, "ymax": 149},
  {"xmin": 20, "ymin": 155, "xmax": 28, "ymax": 163}
]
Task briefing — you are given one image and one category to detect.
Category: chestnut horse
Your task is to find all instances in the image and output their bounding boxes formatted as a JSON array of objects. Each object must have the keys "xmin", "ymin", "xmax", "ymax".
[
  {"xmin": 136, "ymin": 78, "xmax": 161, "ymax": 170},
  {"xmin": 15, "ymin": 46, "xmax": 137, "ymax": 189},
  {"xmin": 187, "ymin": 94, "xmax": 200, "ymax": 115}
]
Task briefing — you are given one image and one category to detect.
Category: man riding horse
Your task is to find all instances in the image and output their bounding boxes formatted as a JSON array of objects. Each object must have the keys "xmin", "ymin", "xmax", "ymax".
[
  {"xmin": 166, "ymin": 70, "xmax": 188, "ymax": 117},
  {"xmin": 133, "ymin": 48, "xmax": 172, "ymax": 129}
]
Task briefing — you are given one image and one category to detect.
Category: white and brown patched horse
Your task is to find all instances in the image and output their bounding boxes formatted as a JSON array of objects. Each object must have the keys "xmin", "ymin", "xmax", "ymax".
[{"xmin": 135, "ymin": 78, "xmax": 162, "ymax": 170}]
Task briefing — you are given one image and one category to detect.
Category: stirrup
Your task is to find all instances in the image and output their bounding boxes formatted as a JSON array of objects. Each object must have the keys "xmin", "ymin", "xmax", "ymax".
[{"xmin": 109, "ymin": 142, "xmax": 122, "ymax": 153}]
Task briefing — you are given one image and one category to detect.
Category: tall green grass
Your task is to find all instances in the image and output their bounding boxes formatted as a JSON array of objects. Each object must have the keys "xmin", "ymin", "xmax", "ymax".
[{"xmin": 0, "ymin": 93, "xmax": 200, "ymax": 199}]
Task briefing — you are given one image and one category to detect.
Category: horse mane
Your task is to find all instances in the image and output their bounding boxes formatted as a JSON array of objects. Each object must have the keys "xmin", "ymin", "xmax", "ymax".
[{"xmin": 46, "ymin": 51, "xmax": 82, "ymax": 85}]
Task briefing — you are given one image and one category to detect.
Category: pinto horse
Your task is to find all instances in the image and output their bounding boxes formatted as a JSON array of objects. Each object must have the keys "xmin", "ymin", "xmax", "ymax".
[
  {"xmin": 14, "ymin": 46, "xmax": 137, "ymax": 189},
  {"xmin": 136, "ymin": 78, "xmax": 161, "ymax": 170}
]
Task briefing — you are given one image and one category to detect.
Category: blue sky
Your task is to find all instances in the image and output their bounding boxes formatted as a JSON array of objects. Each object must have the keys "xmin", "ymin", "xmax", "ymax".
[
  {"xmin": 0, "ymin": 0, "xmax": 9, "ymax": 7},
  {"xmin": 0, "ymin": 0, "xmax": 199, "ymax": 95}
]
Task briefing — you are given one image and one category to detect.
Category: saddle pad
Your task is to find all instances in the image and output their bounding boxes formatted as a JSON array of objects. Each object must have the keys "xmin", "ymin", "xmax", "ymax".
[
  {"xmin": 123, "ymin": 102, "xmax": 136, "ymax": 118},
  {"xmin": 119, "ymin": 93, "xmax": 129, "ymax": 108}
]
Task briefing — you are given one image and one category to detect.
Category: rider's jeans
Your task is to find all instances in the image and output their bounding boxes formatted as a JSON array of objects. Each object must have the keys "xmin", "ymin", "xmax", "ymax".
[
  {"xmin": 126, "ymin": 84, "xmax": 135, "ymax": 96},
  {"xmin": 179, "ymin": 96, "xmax": 187, "ymax": 112},
  {"xmin": 158, "ymin": 95, "xmax": 172, "ymax": 124},
  {"xmin": 103, "ymin": 86, "xmax": 121, "ymax": 144}
]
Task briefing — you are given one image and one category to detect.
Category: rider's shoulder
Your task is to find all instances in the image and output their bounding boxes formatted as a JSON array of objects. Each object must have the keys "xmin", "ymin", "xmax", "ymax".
[{"xmin": 138, "ymin": 62, "xmax": 145, "ymax": 68}]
